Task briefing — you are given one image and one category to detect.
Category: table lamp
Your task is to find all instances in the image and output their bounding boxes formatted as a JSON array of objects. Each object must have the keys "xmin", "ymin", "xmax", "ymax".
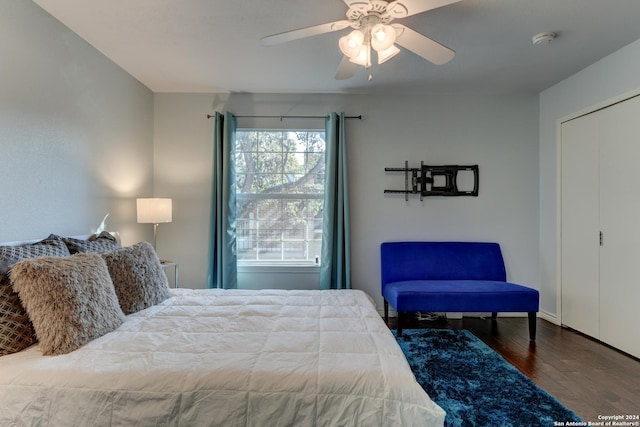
[{"xmin": 136, "ymin": 198, "xmax": 172, "ymax": 250}]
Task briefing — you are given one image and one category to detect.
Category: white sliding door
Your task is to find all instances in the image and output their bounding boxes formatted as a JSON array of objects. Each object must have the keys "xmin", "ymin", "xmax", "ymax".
[
  {"xmin": 598, "ymin": 96, "xmax": 640, "ymax": 358},
  {"xmin": 560, "ymin": 113, "xmax": 600, "ymax": 338},
  {"xmin": 561, "ymin": 94, "xmax": 640, "ymax": 359}
]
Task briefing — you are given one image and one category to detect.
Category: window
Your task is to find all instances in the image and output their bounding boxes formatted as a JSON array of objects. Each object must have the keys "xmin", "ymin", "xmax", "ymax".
[{"xmin": 235, "ymin": 129, "xmax": 325, "ymax": 265}]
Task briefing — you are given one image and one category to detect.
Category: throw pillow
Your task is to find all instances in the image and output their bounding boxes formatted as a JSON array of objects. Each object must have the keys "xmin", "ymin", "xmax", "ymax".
[
  {"xmin": 57, "ymin": 231, "xmax": 121, "ymax": 254},
  {"xmin": 101, "ymin": 242, "xmax": 171, "ymax": 315},
  {"xmin": 10, "ymin": 253, "xmax": 125, "ymax": 356},
  {"xmin": 0, "ymin": 238, "xmax": 70, "ymax": 356},
  {"xmin": 0, "ymin": 284, "xmax": 35, "ymax": 356}
]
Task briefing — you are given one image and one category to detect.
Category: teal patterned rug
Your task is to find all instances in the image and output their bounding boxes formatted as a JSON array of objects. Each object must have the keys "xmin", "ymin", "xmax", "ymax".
[{"xmin": 394, "ymin": 329, "xmax": 583, "ymax": 427}]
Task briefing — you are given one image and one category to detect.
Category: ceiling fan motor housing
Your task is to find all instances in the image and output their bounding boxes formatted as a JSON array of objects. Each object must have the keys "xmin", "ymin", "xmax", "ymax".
[{"xmin": 345, "ymin": 0, "xmax": 408, "ymax": 28}]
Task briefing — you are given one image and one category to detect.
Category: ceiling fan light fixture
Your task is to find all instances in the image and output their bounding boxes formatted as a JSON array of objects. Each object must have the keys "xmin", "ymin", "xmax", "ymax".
[
  {"xmin": 261, "ymin": 0, "xmax": 461, "ymax": 81},
  {"xmin": 371, "ymin": 23, "xmax": 396, "ymax": 52},
  {"xmin": 339, "ymin": 30, "xmax": 365, "ymax": 57},
  {"xmin": 349, "ymin": 44, "xmax": 372, "ymax": 68},
  {"xmin": 377, "ymin": 44, "xmax": 400, "ymax": 64}
]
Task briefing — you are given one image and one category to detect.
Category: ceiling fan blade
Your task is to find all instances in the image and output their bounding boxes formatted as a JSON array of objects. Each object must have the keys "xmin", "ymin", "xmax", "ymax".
[
  {"xmin": 335, "ymin": 56, "xmax": 358, "ymax": 80},
  {"xmin": 386, "ymin": 0, "xmax": 462, "ymax": 19},
  {"xmin": 343, "ymin": 0, "xmax": 371, "ymax": 8},
  {"xmin": 394, "ymin": 24, "xmax": 455, "ymax": 65},
  {"xmin": 261, "ymin": 20, "xmax": 350, "ymax": 46}
]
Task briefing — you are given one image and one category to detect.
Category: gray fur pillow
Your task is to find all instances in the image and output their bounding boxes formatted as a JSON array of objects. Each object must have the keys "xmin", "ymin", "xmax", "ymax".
[
  {"xmin": 10, "ymin": 253, "xmax": 125, "ymax": 356},
  {"xmin": 101, "ymin": 242, "xmax": 171, "ymax": 315}
]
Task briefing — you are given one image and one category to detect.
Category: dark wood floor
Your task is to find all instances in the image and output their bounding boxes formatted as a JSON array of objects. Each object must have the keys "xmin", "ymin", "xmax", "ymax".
[{"xmin": 386, "ymin": 315, "xmax": 640, "ymax": 422}]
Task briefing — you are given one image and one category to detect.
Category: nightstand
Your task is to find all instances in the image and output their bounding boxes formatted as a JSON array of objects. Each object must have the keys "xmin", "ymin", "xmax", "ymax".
[{"xmin": 160, "ymin": 260, "xmax": 179, "ymax": 288}]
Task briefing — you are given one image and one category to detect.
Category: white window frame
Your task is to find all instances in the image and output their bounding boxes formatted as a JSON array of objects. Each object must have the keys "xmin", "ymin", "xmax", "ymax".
[{"xmin": 235, "ymin": 128, "xmax": 325, "ymax": 269}]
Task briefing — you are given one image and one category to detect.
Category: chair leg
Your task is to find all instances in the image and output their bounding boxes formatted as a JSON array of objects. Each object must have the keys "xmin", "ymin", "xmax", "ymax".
[
  {"xmin": 397, "ymin": 312, "xmax": 403, "ymax": 337},
  {"xmin": 528, "ymin": 312, "xmax": 537, "ymax": 341},
  {"xmin": 491, "ymin": 312, "xmax": 498, "ymax": 320},
  {"xmin": 384, "ymin": 300, "xmax": 389, "ymax": 323}
]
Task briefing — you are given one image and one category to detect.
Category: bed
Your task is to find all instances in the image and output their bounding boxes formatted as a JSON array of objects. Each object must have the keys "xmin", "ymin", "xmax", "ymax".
[{"xmin": 0, "ymin": 236, "xmax": 445, "ymax": 426}]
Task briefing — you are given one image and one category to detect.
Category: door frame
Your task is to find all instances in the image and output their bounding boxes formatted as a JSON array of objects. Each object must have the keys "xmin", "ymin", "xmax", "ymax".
[{"xmin": 555, "ymin": 87, "xmax": 640, "ymax": 326}]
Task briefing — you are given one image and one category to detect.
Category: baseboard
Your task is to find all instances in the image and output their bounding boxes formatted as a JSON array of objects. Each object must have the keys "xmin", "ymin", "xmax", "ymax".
[
  {"xmin": 538, "ymin": 310, "xmax": 560, "ymax": 325},
  {"xmin": 377, "ymin": 306, "xmax": 396, "ymax": 318}
]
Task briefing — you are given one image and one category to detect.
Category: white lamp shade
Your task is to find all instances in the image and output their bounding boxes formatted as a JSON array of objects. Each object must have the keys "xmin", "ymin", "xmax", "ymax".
[
  {"xmin": 348, "ymin": 44, "xmax": 372, "ymax": 67},
  {"xmin": 339, "ymin": 30, "xmax": 364, "ymax": 58},
  {"xmin": 137, "ymin": 198, "xmax": 172, "ymax": 224},
  {"xmin": 371, "ymin": 24, "xmax": 396, "ymax": 52},
  {"xmin": 377, "ymin": 44, "xmax": 400, "ymax": 64}
]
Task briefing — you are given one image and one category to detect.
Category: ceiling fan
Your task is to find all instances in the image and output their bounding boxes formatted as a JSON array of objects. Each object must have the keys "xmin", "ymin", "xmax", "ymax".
[{"xmin": 261, "ymin": 0, "xmax": 462, "ymax": 80}]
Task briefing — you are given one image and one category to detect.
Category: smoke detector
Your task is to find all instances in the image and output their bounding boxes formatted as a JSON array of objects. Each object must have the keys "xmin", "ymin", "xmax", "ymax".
[{"xmin": 532, "ymin": 32, "xmax": 556, "ymax": 46}]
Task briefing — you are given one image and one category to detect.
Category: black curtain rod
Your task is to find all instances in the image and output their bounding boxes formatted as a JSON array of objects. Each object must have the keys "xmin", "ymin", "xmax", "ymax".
[{"xmin": 206, "ymin": 114, "xmax": 362, "ymax": 120}]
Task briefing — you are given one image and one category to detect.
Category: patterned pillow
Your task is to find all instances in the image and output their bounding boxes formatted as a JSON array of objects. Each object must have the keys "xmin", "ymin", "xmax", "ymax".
[
  {"xmin": 0, "ymin": 238, "xmax": 71, "ymax": 356},
  {"xmin": 101, "ymin": 242, "xmax": 171, "ymax": 315},
  {"xmin": 0, "ymin": 284, "xmax": 35, "ymax": 356},
  {"xmin": 10, "ymin": 253, "xmax": 125, "ymax": 356},
  {"xmin": 59, "ymin": 231, "xmax": 121, "ymax": 254}
]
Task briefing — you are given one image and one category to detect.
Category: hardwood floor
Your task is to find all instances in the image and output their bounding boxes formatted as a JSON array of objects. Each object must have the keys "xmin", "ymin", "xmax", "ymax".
[{"xmin": 386, "ymin": 315, "xmax": 640, "ymax": 422}]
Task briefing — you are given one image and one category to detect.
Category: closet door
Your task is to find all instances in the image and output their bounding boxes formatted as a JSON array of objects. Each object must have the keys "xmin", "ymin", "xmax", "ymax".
[
  {"xmin": 560, "ymin": 114, "xmax": 600, "ymax": 338},
  {"xmin": 598, "ymin": 96, "xmax": 640, "ymax": 358}
]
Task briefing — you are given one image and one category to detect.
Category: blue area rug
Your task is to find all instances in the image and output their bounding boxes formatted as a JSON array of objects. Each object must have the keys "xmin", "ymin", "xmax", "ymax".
[{"xmin": 394, "ymin": 329, "xmax": 582, "ymax": 427}]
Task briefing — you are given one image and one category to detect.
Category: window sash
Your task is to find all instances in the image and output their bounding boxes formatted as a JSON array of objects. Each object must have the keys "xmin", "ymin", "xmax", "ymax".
[
  {"xmin": 235, "ymin": 129, "xmax": 325, "ymax": 265},
  {"xmin": 236, "ymin": 194, "xmax": 323, "ymax": 264}
]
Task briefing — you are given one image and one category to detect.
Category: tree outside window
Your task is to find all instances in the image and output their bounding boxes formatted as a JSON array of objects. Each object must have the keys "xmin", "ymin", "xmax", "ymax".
[{"xmin": 235, "ymin": 129, "xmax": 325, "ymax": 264}]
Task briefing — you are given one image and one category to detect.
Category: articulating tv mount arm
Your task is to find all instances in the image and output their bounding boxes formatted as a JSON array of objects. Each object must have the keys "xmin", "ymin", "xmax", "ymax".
[{"xmin": 384, "ymin": 161, "xmax": 479, "ymax": 201}]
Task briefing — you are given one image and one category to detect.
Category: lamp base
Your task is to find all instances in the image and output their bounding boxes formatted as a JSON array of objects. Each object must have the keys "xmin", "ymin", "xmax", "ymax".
[{"xmin": 153, "ymin": 223, "xmax": 158, "ymax": 251}]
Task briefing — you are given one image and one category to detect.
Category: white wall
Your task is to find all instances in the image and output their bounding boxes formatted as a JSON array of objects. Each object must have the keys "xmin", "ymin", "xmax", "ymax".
[
  {"xmin": 539, "ymin": 38, "xmax": 640, "ymax": 319},
  {"xmin": 154, "ymin": 92, "xmax": 540, "ymax": 311},
  {"xmin": 0, "ymin": 0, "xmax": 154, "ymax": 245},
  {"xmin": 153, "ymin": 94, "xmax": 215, "ymax": 278}
]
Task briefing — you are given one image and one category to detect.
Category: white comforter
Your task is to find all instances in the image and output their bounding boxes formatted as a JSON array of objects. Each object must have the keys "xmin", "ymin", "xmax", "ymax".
[{"xmin": 0, "ymin": 289, "xmax": 445, "ymax": 426}]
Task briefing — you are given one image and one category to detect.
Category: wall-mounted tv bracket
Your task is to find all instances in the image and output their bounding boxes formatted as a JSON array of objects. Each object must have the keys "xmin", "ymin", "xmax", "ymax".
[{"xmin": 384, "ymin": 161, "xmax": 479, "ymax": 201}]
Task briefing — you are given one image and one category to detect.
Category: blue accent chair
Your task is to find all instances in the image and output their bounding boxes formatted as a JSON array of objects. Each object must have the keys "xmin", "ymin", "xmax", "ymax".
[{"xmin": 381, "ymin": 242, "xmax": 540, "ymax": 340}]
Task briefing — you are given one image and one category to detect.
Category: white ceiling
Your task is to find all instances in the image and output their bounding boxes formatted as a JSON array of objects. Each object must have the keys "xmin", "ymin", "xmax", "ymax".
[{"xmin": 32, "ymin": 0, "xmax": 640, "ymax": 94}]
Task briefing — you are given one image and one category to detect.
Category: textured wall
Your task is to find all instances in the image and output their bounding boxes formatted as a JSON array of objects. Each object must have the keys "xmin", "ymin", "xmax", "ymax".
[{"xmin": 0, "ymin": 0, "xmax": 154, "ymax": 245}]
